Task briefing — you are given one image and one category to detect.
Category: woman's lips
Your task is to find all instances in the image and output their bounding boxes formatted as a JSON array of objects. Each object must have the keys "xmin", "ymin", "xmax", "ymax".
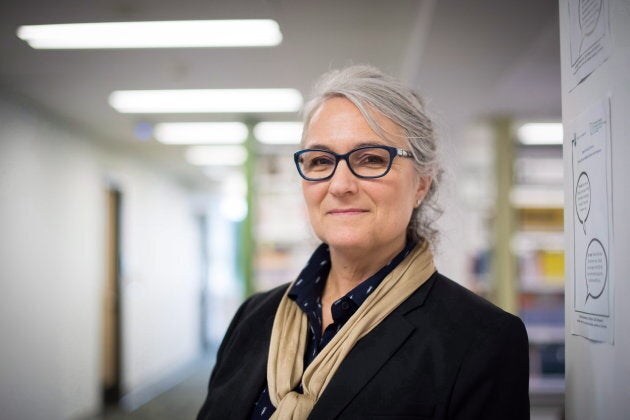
[{"xmin": 327, "ymin": 208, "xmax": 368, "ymax": 215}]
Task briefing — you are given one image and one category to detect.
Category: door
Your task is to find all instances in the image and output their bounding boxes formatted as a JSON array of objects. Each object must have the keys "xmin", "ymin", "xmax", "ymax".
[{"xmin": 102, "ymin": 188, "xmax": 123, "ymax": 405}]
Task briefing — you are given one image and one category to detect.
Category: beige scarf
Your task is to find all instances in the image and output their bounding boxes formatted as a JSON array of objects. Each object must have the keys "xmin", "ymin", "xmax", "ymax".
[{"xmin": 267, "ymin": 241, "xmax": 435, "ymax": 420}]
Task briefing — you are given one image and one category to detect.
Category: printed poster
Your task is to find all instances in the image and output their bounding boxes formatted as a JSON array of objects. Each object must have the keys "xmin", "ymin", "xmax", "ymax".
[
  {"xmin": 569, "ymin": 97, "xmax": 614, "ymax": 343},
  {"xmin": 568, "ymin": 0, "xmax": 611, "ymax": 89}
]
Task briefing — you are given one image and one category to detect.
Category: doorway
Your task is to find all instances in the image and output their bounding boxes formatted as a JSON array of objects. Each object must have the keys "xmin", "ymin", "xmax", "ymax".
[{"xmin": 102, "ymin": 187, "xmax": 123, "ymax": 405}]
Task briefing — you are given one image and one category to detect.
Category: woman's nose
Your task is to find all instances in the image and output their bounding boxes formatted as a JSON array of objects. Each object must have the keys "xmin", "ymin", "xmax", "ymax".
[{"xmin": 328, "ymin": 160, "xmax": 359, "ymax": 195}]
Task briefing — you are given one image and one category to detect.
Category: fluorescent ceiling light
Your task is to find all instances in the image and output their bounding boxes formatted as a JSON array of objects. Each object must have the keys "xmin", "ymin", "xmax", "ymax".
[
  {"xmin": 109, "ymin": 89, "xmax": 303, "ymax": 113},
  {"xmin": 185, "ymin": 145, "xmax": 247, "ymax": 166},
  {"xmin": 220, "ymin": 196, "xmax": 248, "ymax": 222},
  {"xmin": 16, "ymin": 20, "xmax": 282, "ymax": 49},
  {"xmin": 254, "ymin": 122, "xmax": 303, "ymax": 144},
  {"xmin": 517, "ymin": 123, "xmax": 563, "ymax": 145},
  {"xmin": 154, "ymin": 122, "xmax": 247, "ymax": 144}
]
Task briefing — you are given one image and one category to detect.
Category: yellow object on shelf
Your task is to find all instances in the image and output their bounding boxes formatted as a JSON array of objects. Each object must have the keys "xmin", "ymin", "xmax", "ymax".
[
  {"xmin": 518, "ymin": 207, "xmax": 564, "ymax": 231},
  {"xmin": 539, "ymin": 250, "xmax": 564, "ymax": 285}
]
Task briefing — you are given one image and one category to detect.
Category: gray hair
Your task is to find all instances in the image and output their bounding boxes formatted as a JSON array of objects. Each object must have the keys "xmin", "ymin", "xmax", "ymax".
[{"xmin": 301, "ymin": 64, "xmax": 443, "ymax": 246}]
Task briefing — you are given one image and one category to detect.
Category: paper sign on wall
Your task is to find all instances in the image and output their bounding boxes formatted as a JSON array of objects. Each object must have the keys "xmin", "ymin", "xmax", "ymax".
[
  {"xmin": 568, "ymin": 0, "xmax": 611, "ymax": 89},
  {"xmin": 569, "ymin": 97, "xmax": 614, "ymax": 344}
]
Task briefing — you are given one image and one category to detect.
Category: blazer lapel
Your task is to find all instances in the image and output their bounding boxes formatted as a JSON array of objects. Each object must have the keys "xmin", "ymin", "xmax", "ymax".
[
  {"xmin": 227, "ymin": 310, "xmax": 276, "ymax": 419},
  {"xmin": 308, "ymin": 274, "xmax": 437, "ymax": 419}
]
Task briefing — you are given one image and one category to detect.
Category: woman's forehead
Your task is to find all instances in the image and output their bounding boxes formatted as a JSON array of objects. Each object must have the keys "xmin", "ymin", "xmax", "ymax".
[{"xmin": 303, "ymin": 98, "xmax": 406, "ymax": 149}]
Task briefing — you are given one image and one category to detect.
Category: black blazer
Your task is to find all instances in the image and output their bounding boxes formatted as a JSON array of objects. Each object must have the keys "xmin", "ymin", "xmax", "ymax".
[{"xmin": 198, "ymin": 272, "xmax": 530, "ymax": 419}]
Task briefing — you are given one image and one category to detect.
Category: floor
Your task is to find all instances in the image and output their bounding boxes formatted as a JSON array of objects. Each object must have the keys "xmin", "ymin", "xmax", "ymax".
[
  {"xmin": 86, "ymin": 357, "xmax": 212, "ymax": 420},
  {"xmin": 86, "ymin": 357, "xmax": 564, "ymax": 420}
]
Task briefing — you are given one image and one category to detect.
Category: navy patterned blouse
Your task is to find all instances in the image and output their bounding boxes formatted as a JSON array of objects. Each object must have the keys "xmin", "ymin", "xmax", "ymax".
[{"xmin": 249, "ymin": 241, "xmax": 416, "ymax": 419}]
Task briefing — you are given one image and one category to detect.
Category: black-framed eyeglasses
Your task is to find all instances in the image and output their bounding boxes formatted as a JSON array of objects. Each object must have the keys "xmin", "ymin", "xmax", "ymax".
[{"xmin": 293, "ymin": 145, "xmax": 414, "ymax": 181}]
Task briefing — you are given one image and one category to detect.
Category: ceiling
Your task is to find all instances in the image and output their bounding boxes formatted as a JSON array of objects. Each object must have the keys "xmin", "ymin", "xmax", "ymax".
[{"xmin": 0, "ymin": 0, "xmax": 561, "ymax": 187}]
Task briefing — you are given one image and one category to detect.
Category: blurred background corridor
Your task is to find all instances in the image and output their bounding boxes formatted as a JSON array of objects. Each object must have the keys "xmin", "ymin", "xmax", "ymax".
[{"xmin": 1, "ymin": 1, "xmax": 565, "ymax": 419}]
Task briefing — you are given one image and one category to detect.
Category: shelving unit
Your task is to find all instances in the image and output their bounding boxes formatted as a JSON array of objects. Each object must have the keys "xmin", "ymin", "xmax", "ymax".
[
  {"xmin": 512, "ymin": 144, "xmax": 565, "ymax": 401},
  {"xmin": 516, "ymin": 210, "xmax": 565, "ymax": 398},
  {"xmin": 252, "ymin": 149, "xmax": 317, "ymax": 293},
  {"xmin": 466, "ymin": 120, "xmax": 565, "ymax": 413}
]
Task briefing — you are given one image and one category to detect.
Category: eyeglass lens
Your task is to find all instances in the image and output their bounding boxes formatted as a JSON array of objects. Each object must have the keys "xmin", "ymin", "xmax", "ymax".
[{"xmin": 298, "ymin": 147, "xmax": 392, "ymax": 180}]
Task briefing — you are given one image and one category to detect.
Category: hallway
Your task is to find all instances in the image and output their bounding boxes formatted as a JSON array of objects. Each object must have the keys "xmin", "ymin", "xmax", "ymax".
[
  {"xmin": 87, "ymin": 357, "xmax": 212, "ymax": 420},
  {"xmin": 85, "ymin": 354, "xmax": 562, "ymax": 420}
]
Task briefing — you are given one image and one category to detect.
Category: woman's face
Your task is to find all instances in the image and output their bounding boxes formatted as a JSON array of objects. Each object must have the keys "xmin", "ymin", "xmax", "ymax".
[{"xmin": 301, "ymin": 97, "xmax": 431, "ymax": 257}]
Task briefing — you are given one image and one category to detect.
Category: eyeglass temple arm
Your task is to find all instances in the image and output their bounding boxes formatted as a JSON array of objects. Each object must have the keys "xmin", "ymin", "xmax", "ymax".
[{"xmin": 397, "ymin": 149, "xmax": 413, "ymax": 158}]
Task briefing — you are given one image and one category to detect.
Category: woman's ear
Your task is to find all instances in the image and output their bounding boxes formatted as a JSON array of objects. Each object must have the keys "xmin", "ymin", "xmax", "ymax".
[{"xmin": 415, "ymin": 176, "xmax": 432, "ymax": 207}]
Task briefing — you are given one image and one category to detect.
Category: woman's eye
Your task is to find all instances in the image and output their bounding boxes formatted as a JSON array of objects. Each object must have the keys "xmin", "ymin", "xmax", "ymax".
[
  {"xmin": 313, "ymin": 157, "xmax": 334, "ymax": 166},
  {"xmin": 357, "ymin": 153, "xmax": 387, "ymax": 166},
  {"xmin": 304, "ymin": 154, "xmax": 335, "ymax": 170}
]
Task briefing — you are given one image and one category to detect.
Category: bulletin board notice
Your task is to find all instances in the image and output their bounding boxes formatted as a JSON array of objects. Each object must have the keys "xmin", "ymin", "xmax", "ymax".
[
  {"xmin": 568, "ymin": 0, "xmax": 611, "ymax": 89},
  {"xmin": 568, "ymin": 97, "xmax": 614, "ymax": 344}
]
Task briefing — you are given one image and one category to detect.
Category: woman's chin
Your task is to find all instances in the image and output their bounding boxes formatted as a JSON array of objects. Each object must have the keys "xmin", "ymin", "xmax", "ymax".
[{"xmin": 324, "ymin": 235, "xmax": 373, "ymax": 253}]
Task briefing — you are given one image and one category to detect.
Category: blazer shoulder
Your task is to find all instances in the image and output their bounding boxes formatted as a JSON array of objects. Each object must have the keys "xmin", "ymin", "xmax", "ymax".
[
  {"xmin": 428, "ymin": 272, "xmax": 526, "ymax": 333},
  {"xmin": 245, "ymin": 282, "xmax": 290, "ymax": 309},
  {"xmin": 213, "ymin": 282, "xmax": 290, "ymax": 361},
  {"xmin": 236, "ymin": 282, "xmax": 290, "ymax": 322}
]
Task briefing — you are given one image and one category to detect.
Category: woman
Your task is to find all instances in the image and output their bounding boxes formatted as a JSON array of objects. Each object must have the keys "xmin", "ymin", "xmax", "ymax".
[{"xmin": 198, "ymin": 65, "xmax": 530, "ymax": 419}]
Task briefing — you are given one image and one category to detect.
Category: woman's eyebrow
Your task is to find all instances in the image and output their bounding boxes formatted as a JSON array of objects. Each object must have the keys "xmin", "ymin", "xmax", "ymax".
[
  {"xmin": 355, "ymin": 141, "xmax": 389, "ymax": 148},
  {"xmin": 303, "ymin": 143, "xmax": 333, "ymax": 151},
  {"xmin": 304, "ymin": 141, "xmax": 389, "ymax": 151}
]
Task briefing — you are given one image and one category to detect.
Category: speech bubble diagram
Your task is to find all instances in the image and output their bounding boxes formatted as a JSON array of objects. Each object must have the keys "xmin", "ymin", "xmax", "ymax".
[
  {"xmin": 575, "ymin": 172, "xmax": 591, "ymax": 234},
  {"xmin": 579, "ymin": 0, "xmax": 603, "ymax": 37},
  {"xmin": 585, "ymin": 238, "xmax": 607, "ymax": 303}
]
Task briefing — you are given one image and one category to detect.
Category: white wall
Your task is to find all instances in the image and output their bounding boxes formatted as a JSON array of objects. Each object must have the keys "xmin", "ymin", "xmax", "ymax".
[
  {"xmin": 559, "ymin": 0, "xmax": 630, "ymax": 418},
  {"xmin": 108, "ymin": 161, "xmax": 202, "ymax": 395},
  {"xmin": 0, "ymin": 96, "xmax": 203, "ymax": 419}
]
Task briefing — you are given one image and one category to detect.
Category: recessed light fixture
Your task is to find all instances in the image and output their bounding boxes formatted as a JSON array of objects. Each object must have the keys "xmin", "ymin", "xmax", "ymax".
[
  {"xmin": 154, "ymin": 122, "xmax": 248, "ymax": 145},
  {"xmin": 185, "ymin": 145, "xmax": 247, "ymax": 166},
  {"xmin": 517, "ymin": 122, "xmax": 563, "ymax": 145},
  {"xmin": 220, "ymin": 195, "xmax": 248, "ymax": 222},
  {"xmin": 109, "ymin": 89, "xmax": 303, "ymax": 113},
  {"xmin": 254, "ymin": 122, "xmax": 303, "ymax": 144},
  {"xmin": 16, "ymin": 20, "xmax": 282, "ymax": 49}
]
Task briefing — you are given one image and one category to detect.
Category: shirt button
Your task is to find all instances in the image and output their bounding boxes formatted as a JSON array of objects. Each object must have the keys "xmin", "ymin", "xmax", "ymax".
[{"xmin": 341, "ymin": 301, "xmax": 350, "ymax": 310}]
